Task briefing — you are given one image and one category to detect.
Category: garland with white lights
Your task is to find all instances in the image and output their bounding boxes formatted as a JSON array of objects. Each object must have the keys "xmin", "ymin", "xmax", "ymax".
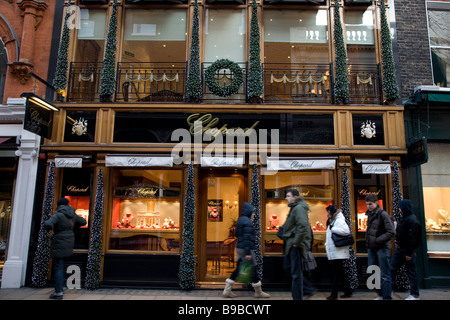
[{"xmin": 205, "ymin": 59, "xmax": 244, "ymax": 97}]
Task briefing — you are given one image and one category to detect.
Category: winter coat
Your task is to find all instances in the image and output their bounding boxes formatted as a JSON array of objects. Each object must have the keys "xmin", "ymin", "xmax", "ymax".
[
  {"xmin": 235, "ymin": 202, "xmax": 256, "ymax": 255},
  {"xmin": 325, "ymin": 211, "xmax": 350, "ymax": 260},
  {"xmin": 282, "ymin": 198, "xmax": 311, "ymax": 257},
  {"xmin": 365, "ymin": 205, "xmax": 395, "ymax": 250},
  {"xmin": 44, "ymin": 205, "xmax": 87, "ymax": 258},
  {"xmin": 396, "ymin": 200, "xmax": 422, "ymax": 256}
]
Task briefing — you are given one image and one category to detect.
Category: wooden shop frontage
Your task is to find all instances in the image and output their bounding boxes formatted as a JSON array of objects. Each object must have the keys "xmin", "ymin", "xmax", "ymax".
[{"xmin": 34, "ymin": 103, "xmax": 406, "ymax": 287}]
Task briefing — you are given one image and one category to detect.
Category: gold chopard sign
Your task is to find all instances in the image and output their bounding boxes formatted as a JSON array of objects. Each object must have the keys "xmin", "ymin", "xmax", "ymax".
[{"xmin": 187, "ymin": 113, "xmax": 260, "ymax": 136}]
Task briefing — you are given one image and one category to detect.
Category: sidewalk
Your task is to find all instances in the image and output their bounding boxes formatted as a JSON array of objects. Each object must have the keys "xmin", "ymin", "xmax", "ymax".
[{"xmin": 0, "ymin": 286, "xmax": 449, "ymax": 300}]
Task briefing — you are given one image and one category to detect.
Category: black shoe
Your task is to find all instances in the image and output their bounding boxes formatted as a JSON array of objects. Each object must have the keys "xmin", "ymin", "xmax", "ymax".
[{"xmin": 49, "ymin": 292, "xmax": 63, "ymax": 300}]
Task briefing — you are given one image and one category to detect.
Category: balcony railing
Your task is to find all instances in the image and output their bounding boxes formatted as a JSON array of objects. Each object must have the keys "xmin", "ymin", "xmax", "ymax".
[
  {"xmin": 116, "ymin": 62, "xmax": 187, "ymax": 103},
  {"xmin": 262, "ymin": 63, "xmax": 333, "ymax": 104},
  {"xmin": 64, "ymin": 61, "xmax": 383, "ymax": 105},
  {"xmin": 348, "ymin": 64, "xmax": 382, "ymax": 105},
  {"xmin": 67, "ymin": 62, "xmax": 103, "ymax": 102}
]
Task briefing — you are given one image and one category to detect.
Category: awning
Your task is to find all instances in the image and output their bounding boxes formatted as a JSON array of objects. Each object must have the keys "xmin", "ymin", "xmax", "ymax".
[
  {"xmin": 105, "ymin": 154, "xmax": 173, "ymax": 167},
  {"xmin": 266, "ymin": 157, "xmax": 336, "ymax": 171},
  {"xmin": 355, "ymin": 158, "xmax": 391, "ymax": 174},
  {"xmin": 412, "ymin": 86, "xmax": 450, "ymax": 104}
]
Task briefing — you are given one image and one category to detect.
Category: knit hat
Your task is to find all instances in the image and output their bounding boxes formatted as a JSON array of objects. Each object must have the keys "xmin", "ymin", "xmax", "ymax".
[
  {"xmin": 242, "ymin": 202, "xmax": 255, "ymax": 217},
  {"xmin": 57, "ymin": 197, "xmax": 69, "ymax": 206},
  {"xmin": 398, "ymin": 199, "xmax": 413, "ymax": 216}
]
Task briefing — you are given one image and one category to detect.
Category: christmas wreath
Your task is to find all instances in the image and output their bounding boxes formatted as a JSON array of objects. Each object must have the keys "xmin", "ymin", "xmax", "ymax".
[{"xmin": 205, "ymin": 59, "xmax": 244, "ymax": 97}]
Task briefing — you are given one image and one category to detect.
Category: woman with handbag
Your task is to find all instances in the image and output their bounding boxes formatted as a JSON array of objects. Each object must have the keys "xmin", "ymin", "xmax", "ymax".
[{"xmin": 325, "ymin": 205, "xmax": 353, "ymax": 300}]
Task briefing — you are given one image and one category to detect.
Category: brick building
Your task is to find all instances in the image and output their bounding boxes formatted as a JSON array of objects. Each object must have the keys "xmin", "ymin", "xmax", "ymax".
[{"xmin": 0, "ymin": 0, "xmax": 57, "ymax": 288}]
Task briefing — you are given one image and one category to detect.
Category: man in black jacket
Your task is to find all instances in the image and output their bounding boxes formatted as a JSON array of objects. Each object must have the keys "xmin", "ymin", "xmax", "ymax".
[
  {"xmin": 223, "ymin": 202, "xmax": 270, "ymax": 298},
  {"xmin": 365, "ymin": 194, "xmax": 395, "ymax": 300},
  {"xmin": 44, "ymin": 198, "xmax": 87, "ymax": 299},
  {"xmin": 390, "ymin": 199, "xmax": 422, "ymax": 300}
]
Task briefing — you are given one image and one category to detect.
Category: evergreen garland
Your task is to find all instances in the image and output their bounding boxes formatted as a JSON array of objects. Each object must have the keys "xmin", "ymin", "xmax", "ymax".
[
  {"xmin": 179, "ymin": 163, "xmax": 196, "ymax": 290},
  {"xmin": 380, "ymin": 1, "xmax": 400, "ymax": 103},
  {"xmin": 185, "ymin": 0, "xmax": 202, "ymax": 102},
  {"xmin": 341, "ymin": 164, "xmax": 359, "ymax": 290},
  {"xmin": 31, "ymin": 161, "xmax": 55, "ymax": 287},
  {"xmin": 85, "ymin": 169, "xmax": 104, "ymax": 290},
  {"xmin": 247, "ymin": 0, "xmax": 263, "ymax": 103},
  {"xmin": 251, "ymin": 164, "xmax": 263, "ymax": 281},
  {"xmin": 52, "ymin": 7, "xmax": 71, "ymax": 94},
  {"xmin": 392, "ymin": 161, "xmax": 410, "ymax": 291},
  {"xmin": 99, "ymin": 0, "xmax": 118, "ymax": 100},
  {"xmin": 333, "ymin": 0, "xmax": 350, "ymax": 104}
]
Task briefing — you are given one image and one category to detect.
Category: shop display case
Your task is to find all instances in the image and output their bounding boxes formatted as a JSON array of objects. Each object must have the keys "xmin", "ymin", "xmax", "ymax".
[{"xmin": 109, "ymin": 173, "xmax": 182, "ymax": 252}]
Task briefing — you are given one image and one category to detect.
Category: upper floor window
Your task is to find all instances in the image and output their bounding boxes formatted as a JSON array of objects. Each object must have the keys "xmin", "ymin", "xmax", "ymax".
[
  {"xmin": 74, "ymin": 9, "xmax": 107, "ymax": 62},
  {"xmin": 204, "ymin": 8, "xmax": 246, "ymax": 62},
  {"xmin": 264, "ymin": 9, "xmax": 329, "ymax": 64},
  {"xmin": 427, "ymin": 2, "xmax": 450, "ymax": 87},
  {"xmin": 123, "ymin": 9, "xmax": 187, "ymax": 63},
  {"xmin": 345, "ymin": 9, "xmax": 376, "ymax": 65}
]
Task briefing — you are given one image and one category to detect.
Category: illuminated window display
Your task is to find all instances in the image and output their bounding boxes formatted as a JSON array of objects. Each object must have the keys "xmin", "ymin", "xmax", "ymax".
[
  {"xmin": 109, "ymin": 169, "xmax": 182, "ymax": 252},
  {"xmin": 264, "ymin": 171, "xmax": 335, "ymax": 254},
  {"xmin": 61, "ymin": 168, "xmax": 93, "ymax": 249},
  {"xmin": 422, "ymin": 143, "xmax": 450, "ymax": 253}
]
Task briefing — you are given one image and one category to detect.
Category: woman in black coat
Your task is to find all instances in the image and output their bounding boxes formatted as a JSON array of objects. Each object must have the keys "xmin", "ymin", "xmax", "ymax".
[
  {"xmin": 223, "ymin": 202, "xmax": 270, "ymax": 298},
  {"xmin": 44, "ymin": 198, "xmax": 86, "ymax": 299}
]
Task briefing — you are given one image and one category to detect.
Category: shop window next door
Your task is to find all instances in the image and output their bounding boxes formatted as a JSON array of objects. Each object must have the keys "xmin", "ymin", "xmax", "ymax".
[{"xmin": 198, "ymin": 170, "xmax": 246, "ymax": 282}]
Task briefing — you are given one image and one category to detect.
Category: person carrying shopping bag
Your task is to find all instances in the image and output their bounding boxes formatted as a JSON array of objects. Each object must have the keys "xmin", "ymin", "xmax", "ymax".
[{"xmin": 223, "ymin": 202, "xmax": 270, "ymax": 298}]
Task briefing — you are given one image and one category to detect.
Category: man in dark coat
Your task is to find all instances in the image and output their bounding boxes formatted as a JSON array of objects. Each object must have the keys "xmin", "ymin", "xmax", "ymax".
[
  {"xmin": 390, "ymin": 199, "xmax": 422, "ymax": 300},
  {"xmin": 365, "ymin": 194, "xmax": 395, "ymax": 300},
  {"xmin": 223, "ymin": 202, "xmax": 270, "ymax": 298},
  {"xmin": 44, "ymin": 198, "xmax": 86, "ymax": 299}
]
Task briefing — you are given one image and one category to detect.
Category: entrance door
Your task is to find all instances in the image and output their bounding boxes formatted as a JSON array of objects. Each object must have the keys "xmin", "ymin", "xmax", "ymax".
[{"xmin": 198, "ymin": 169, "xmax": 247, "ymax": 282}]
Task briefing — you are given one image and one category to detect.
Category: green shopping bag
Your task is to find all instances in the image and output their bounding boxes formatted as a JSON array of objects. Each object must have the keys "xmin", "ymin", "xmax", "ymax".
[{"xmin": 238, "ymin": 261, "xmax": 253, "ymax": 283}]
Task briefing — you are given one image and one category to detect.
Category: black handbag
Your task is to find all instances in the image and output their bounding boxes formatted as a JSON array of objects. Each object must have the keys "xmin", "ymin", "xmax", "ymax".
[{"xmin": 331, "ymin": 232, "xmax": 354, "ymax": 247}]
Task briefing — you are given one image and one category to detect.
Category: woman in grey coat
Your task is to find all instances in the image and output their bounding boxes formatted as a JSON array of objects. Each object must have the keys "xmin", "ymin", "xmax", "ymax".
[{"xmin": 44, "ymin": 198, "xmax": 86, "ymax": 299}]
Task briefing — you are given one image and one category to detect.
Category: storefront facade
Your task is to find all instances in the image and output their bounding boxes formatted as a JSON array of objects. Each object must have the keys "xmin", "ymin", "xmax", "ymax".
[{"xmin": 24, "ymin": 0, "xmax": 411, "ymax": 288}]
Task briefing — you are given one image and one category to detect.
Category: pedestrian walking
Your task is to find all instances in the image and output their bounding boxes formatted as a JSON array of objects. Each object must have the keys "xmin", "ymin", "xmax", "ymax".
[
  {"xmin": 223, "ymin": 202, "xmax": 270, "ymax": 298},
  {"xmin": 325, "ymin": 205, "xmax": 352, "ymax": 300},
  {"xmin": 281, "ymin": 189, "xmax": 312, "ymax": 300},
  {"xmin": 390, "ymin": 199, "xmax": 422, "ymax": 300},
  {"xmin": 365, "ymin": 194, "xmax": 395, "ymax": 300},
  {"xmin": 44, "ymin": 197, "xmax": 86, "ymax": 299}
]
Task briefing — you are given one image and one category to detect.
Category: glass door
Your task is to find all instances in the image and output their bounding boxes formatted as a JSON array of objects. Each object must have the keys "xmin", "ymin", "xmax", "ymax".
[{"xmin": 198, "ymin": 169, "xmax": 246, "ymax": 282}]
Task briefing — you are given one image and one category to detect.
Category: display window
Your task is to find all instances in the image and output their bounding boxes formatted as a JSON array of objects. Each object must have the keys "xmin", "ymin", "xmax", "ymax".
[
  {"xmin": 422, "ymin": 142, "xmax": 450, "ymax": 253},
  {"xmin": 263, "ymin": 171, "xmax": 335, "ymax": 254},
  {"xmin": 109, "ymin": 169, "xmax": 182, "ymax": 252},
  {"xmin": 353, "ymin": 169, "xmax": 386, "ymax": 253},
  {"xmin": 61, "ymin": 168, "xmax": 93, "ymax": 249}
]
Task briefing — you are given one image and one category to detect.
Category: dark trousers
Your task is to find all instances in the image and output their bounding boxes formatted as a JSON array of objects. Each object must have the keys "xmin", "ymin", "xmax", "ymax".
[
  {"xmin": 330, "ymin": 259, "xmax": 351, "ymax": 297},
  {"xmin": 53, "ymin": 257, "xmax": 65, "ymax": 294},
  {"xmin": 284, "ymin": 247, "xmax": 304, "ymax": 300},
  {"xmin": 390, "ymin": 247, "xmax": 420, "ymax": 297}
]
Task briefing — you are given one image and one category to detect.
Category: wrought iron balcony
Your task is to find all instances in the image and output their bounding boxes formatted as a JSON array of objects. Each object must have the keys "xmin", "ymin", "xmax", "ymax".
[
  {"xmin": 262, "ymin": 63, "xmax": 334, "ymax": 104},
  {"xmin": 116, "ymin": 62, "xmax": 187, "ymax": 103},
  {"xmin": 67, "ymin": 62, "xmax": 103, "ymax": 102},
  {"xmin": 65, "ymin": 61, "xmax": 383, "ymax": 105}
]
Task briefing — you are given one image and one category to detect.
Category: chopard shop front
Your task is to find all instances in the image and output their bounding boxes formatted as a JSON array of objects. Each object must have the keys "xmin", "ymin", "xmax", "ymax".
[{"xmin": 30, "ymin": 103, "xmax": 406, "ymax": 288}]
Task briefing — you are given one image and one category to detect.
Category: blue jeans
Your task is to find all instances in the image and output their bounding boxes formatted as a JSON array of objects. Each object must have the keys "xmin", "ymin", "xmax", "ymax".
[
  {"xmin": 390, "ymin": 247, "xmax": 420, "ymax": 297},
  {"xmin": 368, "ymin": 248, "xmax": 392, "ymax": 299},
  {"xmin": 284, "ymin": 247, "xmax": 304, "ymax": 300},
  {"xmin": 53, "ymin": 257, "xmax": 65, "ymax": 294}
]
